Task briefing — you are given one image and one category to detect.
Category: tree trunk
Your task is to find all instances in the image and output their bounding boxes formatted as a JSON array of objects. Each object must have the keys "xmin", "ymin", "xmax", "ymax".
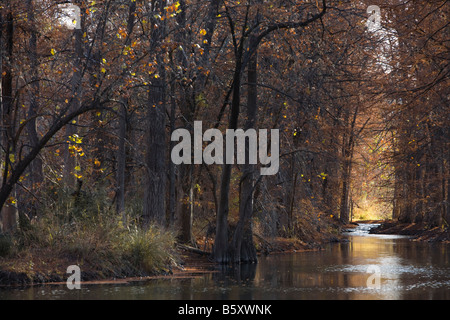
[
  {"xmin": 26, "ymin": 0, "xmax": 43, "ymax": 193},
  {"xmin": 340, "ymin": 110, "xmax": 350, "ymax": 224},
  {"xmin": 214, "ymin": 53, "xmax": 243, "ymax": 264},
  {"xmin": 288, "ymin": 157, "xmax": 298, "ymax": 235},
  {"xmin": 0, "ymin": 7, "xmax": 18, "ymax": 234},
  {"xmin": 116, "ymin": 102, "xmax": 127, "ymax": 221},
  {"xmin": 177, "ymin": 163, "xmax": 194, "ymax": 244},
  {"xmin": 414, "ymin": 163, "xmax": 424, "ymax": 223},
  {"xmin": 143, "ymin": 76, "xmax": 166, "ymax": 227},
  {"xmin": 445, "ymin": 136, "xmax": 450, "ymax": 226},
  {"xmin": 116, "ymin": 1, "xmax": 136, "ymax": 222},
  {"xmin": 340, "ymin": 106, "xmax": 358, "ymax": 224},
  {"xmin": 143, "ymin": 0, "xmax": 166, "ymax": 228},
  {"xmin": 168, "ymin": 87, "xmax": 176, "ymax": 227},
  {"xmin": 230, "ymin": 43, "xmax": 258, "ymax": 264},
  {"xmin": 63, "ymin": 13, "xmax": 83, "ymax": 189},
  {"xmin": 174, "ymin": 0, "xmax": 194, "ymax": 241}
]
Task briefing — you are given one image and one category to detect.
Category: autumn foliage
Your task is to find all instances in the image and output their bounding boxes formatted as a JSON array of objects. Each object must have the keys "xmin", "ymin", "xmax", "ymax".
[{"xmin": 0, "ymin": 0, "xmax": 448, "ymax": 266}]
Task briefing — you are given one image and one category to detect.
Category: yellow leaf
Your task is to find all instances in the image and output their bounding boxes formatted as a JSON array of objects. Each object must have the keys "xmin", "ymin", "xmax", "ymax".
[
  {"xmin": 51, "ymin": 48, "xmax": 56, "ymax": 56},
  {"xmin": 200, "ymin": 29, "xmax": 207, "ymax": 36},
  {"xmin": 74, "ymin": 165, "xmax": 81, "ymax": 171}
]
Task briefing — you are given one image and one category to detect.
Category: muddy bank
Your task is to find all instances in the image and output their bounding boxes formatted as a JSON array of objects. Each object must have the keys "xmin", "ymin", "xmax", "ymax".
[{"xmin": 369, "ymin": 220, "xmax": 450, "ymax": 242}]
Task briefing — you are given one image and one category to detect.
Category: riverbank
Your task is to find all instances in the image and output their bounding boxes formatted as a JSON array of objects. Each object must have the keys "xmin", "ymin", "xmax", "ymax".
[
  {"xmin": 9, "ymin": 219, "xmax": 444, "ymax": 288},
  {"xmin": 0, "ymin": 220, "xmax": 178, "ymax": 287},
  {"xmin": 3, "ymin": 224, "xmax": 450, "ymax": 300},
  {"xmin": 369, "ymin": 220, "xmax": 450, "ymax": 242},
  {"xmin": 0, "ymin": 224, "xmax": 345, "ymax": 287}
]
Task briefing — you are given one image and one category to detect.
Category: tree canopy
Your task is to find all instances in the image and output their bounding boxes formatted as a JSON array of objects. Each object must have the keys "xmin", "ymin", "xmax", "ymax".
[{"xmin": 0, "ymin": 0, "xmax": 448, "ymax": 264}]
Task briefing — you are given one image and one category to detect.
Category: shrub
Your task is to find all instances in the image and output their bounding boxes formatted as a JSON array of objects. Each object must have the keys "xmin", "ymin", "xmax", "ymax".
[
  {"xmin": 124, "ymin": 226, "xmax": 176, "ymax": 274},
  {"xmin": 0, "ymin": 234, "xmax": 12, "ymax": 257}
]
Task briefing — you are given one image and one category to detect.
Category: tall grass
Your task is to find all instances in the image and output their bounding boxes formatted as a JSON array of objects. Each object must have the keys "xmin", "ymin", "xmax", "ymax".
[{"xmin": 8, "ymin": 186, "xmax": 177, "ymax": 278}]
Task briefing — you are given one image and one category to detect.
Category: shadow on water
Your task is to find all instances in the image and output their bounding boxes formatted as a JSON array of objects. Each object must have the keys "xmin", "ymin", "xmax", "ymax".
[
  {"xmin": 214, "ymin": 263, "xmax": 257, "ymax": 285},
  {"xmin": 1, "ymin": 224, "xmax": 449, "ymax": 299}
]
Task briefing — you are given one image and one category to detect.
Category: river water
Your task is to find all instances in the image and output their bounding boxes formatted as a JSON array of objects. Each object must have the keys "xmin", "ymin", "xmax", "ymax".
[{"xmin": 1, "ymin": 224, "xmax": 449, "ymax": 300}]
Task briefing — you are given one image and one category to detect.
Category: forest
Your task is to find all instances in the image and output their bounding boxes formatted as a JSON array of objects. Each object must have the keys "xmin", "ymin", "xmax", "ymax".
[{"xmin": 0, "ymin": 0, "xmax": 448, "ymax": 283}]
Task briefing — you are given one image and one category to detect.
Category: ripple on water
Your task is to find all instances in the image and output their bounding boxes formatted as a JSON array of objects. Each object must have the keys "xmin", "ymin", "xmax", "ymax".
[{"xmin": 324, "ymin": 262, "xmax": 450, "ymax": 277}]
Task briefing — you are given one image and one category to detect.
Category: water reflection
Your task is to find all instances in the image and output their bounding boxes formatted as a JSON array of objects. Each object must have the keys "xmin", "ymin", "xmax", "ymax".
[
  {"xmin": 1, "ymin": 229, "xmax": 449, "ymax": 300},
  {"xmin": 252, "ymin": 235, "xmax": 450, "ymax": 300}
]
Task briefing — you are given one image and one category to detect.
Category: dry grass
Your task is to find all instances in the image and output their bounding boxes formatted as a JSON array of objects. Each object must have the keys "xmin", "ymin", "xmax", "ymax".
[{"xmin": 0, "ymin": 189, "xmax": 177, "ymax": 284}]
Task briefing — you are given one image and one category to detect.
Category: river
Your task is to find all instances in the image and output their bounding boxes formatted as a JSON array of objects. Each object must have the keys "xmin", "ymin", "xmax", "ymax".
[{"xmin": 1, "ymin": 224, "xmax": 449, "ymax": 300}]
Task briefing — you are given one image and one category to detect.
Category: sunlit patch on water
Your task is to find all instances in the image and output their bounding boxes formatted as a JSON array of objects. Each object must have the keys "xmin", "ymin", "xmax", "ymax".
[{"xmin": 324, "ymin": 263, "xmax": 445, "ymax": 277}]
